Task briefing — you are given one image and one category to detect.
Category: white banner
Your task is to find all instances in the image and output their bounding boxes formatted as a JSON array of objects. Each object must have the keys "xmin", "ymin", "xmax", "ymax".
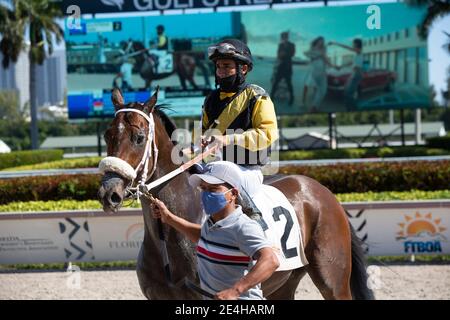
[
  {"xmin": 0, "ymin": 201, "xmax": 449, "ymax": 264},
  {"xmin": 0, "ymin": 212, "xmax": 144, "ymax": 264},
  {"xmin": 345, "ymin": 201, "xmax": 450, "ymax": 256}
]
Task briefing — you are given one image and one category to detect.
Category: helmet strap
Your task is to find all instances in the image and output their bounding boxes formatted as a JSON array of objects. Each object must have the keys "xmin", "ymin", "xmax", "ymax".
[{"xmin": 236, "ymin": 63, "xmax": 246, "ymax": 87}]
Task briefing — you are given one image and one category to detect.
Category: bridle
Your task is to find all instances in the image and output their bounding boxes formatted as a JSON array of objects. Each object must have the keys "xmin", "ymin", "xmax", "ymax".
[
  {"xmin": 99, "ymin": 106, "xmax": 219, "ymax": 199},
  {"xmin": 99, "ymin": 108, "xmax": 158, "ymax": 201}
]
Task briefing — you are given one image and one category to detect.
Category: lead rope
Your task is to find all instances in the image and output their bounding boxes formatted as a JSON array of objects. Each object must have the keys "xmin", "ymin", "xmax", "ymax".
[
  {"xmin": 145, "ymin": 193, "xmax": 213, "ymax": 298},
  {"xmin": 140, "ymin": 145, "xmax": 219, "ymax": 299}
]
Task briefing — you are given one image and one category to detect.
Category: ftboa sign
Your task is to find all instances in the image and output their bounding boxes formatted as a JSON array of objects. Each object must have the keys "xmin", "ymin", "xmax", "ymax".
[{"xmin": 62, "ymin": 0, "xmax": 334, "ymax": 14}]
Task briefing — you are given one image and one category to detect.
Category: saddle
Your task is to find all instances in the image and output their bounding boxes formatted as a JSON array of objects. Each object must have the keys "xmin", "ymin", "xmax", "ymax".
[{"xmin": 244, "ymin": 184, "xmax": 308, "ymax": 271}]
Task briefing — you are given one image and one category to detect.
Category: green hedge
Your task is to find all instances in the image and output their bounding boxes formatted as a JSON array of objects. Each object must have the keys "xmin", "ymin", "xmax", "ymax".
[
  {"xmin": 3, "ymin": 146, "xmax": 449, "ymax": 172},
  {"xmin": 0, "ymin": 199, "xmax": 141, "ymax": 212},
  {"xmin": 2, "ymin": 156, "xmax": 102, "ymax": 171},
  {"xmin": 1, "ymin": 161, "xmax": 449, "ymax": 204},
  {"xmin": 0, "ymin": 149, "xmax": 64, "ymax": 170},
  {"xmin": 1, "ymin": 189, "xmax": 448, "ymax": 212},
  {"xmin": 0, "ymin": 174, "xmax": 101, "ymax": 204},
  {"xmin": 278, "ymin": 146, "xmax": 450, "ymax": 161},
  {"xmin": 278, "ymin": 160, "xmax": 450, "ymax": 194},
  {"xmin": 0, "ymin": 200, "xmax": 104, "ymax": 212},
  {"xmin": 426, "ymin": 135, "xmax": 450, "ymax": 150},
  {"xmin": 336, "ymin": 190, "xmax": 450, "ymax": 202}
]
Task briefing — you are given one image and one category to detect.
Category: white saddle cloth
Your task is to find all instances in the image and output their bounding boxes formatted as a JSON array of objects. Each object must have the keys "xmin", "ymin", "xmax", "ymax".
[{"xmin": 252, "ymin": 184, "xmax": 309, "ymax": 271}]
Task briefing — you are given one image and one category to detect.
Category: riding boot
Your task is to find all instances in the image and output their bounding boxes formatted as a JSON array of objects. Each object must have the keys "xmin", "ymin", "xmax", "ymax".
[{"xmin": 239, "ymin": 188, "xmax": 268, "ymax": 231}]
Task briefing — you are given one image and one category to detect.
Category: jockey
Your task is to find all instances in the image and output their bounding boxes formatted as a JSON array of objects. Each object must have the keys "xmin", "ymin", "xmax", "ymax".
[
  {"xmin": 148, "ymin": 25, "xmax": 169, "ymax": 74},
  {"xmin": 155, "ymin": 24, "xmax": 169, "ymax": 50},
  {"xmin": 193, "ymin": 39, "xmax": 279, "ymax": 223}
]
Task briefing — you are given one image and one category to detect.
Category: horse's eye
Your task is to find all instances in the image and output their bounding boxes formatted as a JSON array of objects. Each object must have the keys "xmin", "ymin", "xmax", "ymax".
[{"xmin": 134, "ymin": 133, "xmax": 145, "ymax": 145}]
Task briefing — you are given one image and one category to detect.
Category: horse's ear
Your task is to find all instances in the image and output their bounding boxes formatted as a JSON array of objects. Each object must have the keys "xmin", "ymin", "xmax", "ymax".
[
  {"xmin": 143, "ymin": 86, "xmax": 159, "ymax": 114},
  {"xmin": 112, "ymin": 88, "xmax": 124, "ymax": 111}
]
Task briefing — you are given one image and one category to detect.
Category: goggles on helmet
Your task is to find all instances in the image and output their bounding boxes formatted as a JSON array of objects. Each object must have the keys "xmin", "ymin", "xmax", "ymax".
[{"xmin": 208, "ymin": 43, "xmax": 248, "ymax": 61}]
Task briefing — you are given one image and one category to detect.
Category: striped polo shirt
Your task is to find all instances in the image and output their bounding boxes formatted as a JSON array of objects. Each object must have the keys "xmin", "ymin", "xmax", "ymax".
[{"xmin": 196, "ymin": 206, "xmax": 271, "ymax": 300}]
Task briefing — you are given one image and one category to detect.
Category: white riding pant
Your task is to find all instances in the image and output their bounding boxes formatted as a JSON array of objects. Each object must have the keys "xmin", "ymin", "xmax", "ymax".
[{"xmin": 237, "ymin": 165, "xmax": 263, "ymax": 197}]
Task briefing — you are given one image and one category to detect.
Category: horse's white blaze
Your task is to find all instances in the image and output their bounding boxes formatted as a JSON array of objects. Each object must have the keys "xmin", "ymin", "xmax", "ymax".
[{"xmin": 118, "ymin": 122, "xmax": 125, "ymax": 134}]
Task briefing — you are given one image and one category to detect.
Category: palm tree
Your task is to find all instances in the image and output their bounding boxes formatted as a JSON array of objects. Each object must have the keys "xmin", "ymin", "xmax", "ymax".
[
  {"xmin": 406, "ymin": 1, "xmax": 450, "ymax": 106},
  {"xmin": 0, "ymin": 0, "xmax": 63, "ymax": 149},
  {"xmin": 404, "ymin": 0, "xmax": 450, "ymax": 39}
]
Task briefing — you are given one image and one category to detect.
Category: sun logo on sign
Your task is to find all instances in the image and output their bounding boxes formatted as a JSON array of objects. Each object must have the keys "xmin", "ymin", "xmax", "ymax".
[{"xmin": 396, "ymin": 212, "xmax": 446, "ymax": 240}]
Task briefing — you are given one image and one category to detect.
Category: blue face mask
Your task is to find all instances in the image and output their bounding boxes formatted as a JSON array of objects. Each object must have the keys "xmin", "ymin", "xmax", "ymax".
[{"xmin": 201, "ymin": 189, "xmax": 232, "ymax": 216}]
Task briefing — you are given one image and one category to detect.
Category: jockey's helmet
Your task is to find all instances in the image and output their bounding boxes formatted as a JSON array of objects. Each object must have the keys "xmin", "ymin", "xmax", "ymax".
[{"xmin": 208, "ymin": 39, "xmax": 253, "ymax": 71}]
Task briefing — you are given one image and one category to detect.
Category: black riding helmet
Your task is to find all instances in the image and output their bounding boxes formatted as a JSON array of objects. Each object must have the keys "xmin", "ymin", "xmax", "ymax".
[{"xmin": 208, "ymin": 39, "xmax": 253, "ymax": 71}]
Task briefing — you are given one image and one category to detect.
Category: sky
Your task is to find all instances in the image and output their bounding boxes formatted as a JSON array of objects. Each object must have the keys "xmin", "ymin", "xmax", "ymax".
[{"xmin": 427, "ymin": 15, "xmax": 450, "ymax": 104}]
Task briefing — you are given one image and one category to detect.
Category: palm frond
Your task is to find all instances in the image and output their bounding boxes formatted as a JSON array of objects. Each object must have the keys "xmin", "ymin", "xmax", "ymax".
[
  {"xmin": 1, "ymin": 0, "xmax": 64, "ymax": 65},
  {"xmin": 405, "ymin": 0, "xmax": 450, "ymax": 39}
]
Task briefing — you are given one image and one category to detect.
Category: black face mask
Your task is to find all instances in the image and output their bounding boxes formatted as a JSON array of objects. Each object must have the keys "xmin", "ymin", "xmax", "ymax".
[
  {"xmin": 218, "ymin": 74, "xmax": 238, "ymax": 92},
  {"xmin": 216, "ymin": 63, "xmax": 246, "ymax": 92}
]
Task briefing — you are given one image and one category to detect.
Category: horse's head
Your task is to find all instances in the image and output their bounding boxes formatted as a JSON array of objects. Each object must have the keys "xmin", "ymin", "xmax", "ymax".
[{"xmin": 98, "ymin": 87, "xmax": 159, "ymax": 213}]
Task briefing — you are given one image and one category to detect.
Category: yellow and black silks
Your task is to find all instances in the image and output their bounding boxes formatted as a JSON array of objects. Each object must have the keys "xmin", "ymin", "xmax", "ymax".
[{"xmin": 202, "ymin": 84, "xmax": 278, "ymax": 166}]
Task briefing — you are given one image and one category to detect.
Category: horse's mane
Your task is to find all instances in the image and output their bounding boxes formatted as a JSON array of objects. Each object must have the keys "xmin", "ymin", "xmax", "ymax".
[{"xmin": 153, "ymin": 105, "xmax": 177, "ymax": 143}]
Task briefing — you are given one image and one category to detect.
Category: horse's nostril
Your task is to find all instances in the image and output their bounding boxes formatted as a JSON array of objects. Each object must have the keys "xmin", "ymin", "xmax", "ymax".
[{"xmin": 110, "ymin": 192, "xmax": 123, "ymax": 206}]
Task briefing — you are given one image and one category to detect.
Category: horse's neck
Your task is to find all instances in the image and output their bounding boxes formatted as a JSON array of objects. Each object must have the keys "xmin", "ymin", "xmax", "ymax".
[
  {"xmin": 139, "ymin": 140, "xmax": 202, "ymax": 287},
  {"xmin": 141, "ymin": 130, "xmax": 202, "ymax": 255},
  {"xmin": 140, "ymin": 171, "xmax": 201, "ymax": 241}
]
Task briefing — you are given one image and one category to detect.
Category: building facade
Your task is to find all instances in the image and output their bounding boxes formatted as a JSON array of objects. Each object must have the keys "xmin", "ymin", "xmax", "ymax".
[
  {"xmin": 363, "ymin": 26, "xmax": 429, "ymax": 88},
  {"xmin": 0, "ymin": 50, "xmax": 66, "ymax": 114}
]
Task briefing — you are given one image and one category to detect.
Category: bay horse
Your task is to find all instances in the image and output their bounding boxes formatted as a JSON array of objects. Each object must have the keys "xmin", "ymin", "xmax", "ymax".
[
  {"xmin": 130, "ymin": 41, "xmax": 207, "ymax": 90},
  {"xmin": 98, "ymin": 88, "xmax": 374, "ymax": 300}
]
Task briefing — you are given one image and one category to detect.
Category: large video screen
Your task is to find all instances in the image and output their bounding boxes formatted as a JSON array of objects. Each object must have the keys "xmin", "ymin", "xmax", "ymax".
[
  {"xmin": 65, "ymin": 2, "xmax": 430, "ymax": 119},
  {"xmin": 243, "ymin": 2, "xmax": 430, "ymax": 114}
]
